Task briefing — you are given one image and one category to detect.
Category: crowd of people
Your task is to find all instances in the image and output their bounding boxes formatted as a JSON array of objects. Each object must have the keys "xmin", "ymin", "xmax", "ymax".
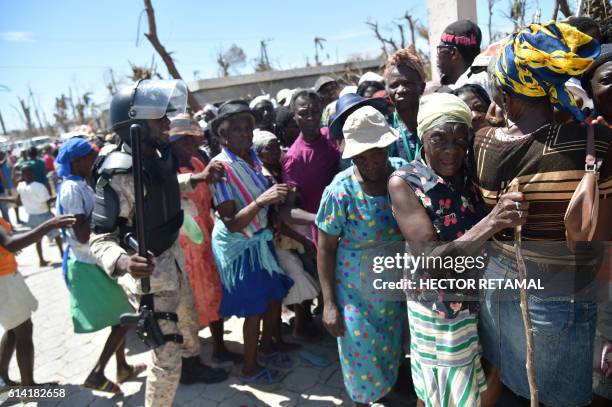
[{"xmin": 0, "ymin": 15, "xmax": 611, "ymax": 407}]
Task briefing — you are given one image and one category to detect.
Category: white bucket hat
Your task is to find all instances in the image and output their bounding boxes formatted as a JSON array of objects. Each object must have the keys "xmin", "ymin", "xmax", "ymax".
[{"xmin": 341, "ymin": 106, "xmax": 399, "ymax": 159}]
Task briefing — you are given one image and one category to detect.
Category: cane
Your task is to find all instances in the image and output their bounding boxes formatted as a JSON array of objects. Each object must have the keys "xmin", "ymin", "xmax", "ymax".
[{"xmin": 509, "ymin": 178, "xmax": 538, "ymax": 406}]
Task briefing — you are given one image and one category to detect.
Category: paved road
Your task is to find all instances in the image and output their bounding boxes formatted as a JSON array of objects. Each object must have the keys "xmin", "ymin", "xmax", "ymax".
[{"xmin": 1, "ymin": 224, "xmax": 415, "ymax": 407}]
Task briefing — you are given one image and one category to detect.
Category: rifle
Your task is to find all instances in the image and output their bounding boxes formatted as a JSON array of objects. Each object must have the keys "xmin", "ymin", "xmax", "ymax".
[{"xmin": 119, "ymin": 124, "xmax": 167, "ymax": 348}]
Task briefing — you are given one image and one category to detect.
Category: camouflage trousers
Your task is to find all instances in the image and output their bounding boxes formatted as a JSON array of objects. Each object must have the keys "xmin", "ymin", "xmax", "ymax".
[{"xmin": 126, "ymin": 270, "xmax": 201, "ymax": 407}]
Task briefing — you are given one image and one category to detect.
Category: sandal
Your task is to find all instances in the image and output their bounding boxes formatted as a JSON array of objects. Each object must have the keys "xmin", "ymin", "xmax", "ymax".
[
  {"xmin": 240, "ymin": 367, "xmax": 284, "ymax": 385},
  {"xmin": 116, "ymin": 363, "xmax": 147, "ymax": 384},
  {"xmin": 257, "ymin": 351, "xmax": 295, "ymax": 369},
  {"xmin": 83, "ymin": 377, "xmax": 122, "ymax": 395}
]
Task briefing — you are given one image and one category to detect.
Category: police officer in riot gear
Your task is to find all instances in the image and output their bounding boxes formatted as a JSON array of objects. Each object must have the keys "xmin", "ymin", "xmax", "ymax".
[{"xmin": 89, "ymin": 80, "xmax": 228, "ymax": 407}]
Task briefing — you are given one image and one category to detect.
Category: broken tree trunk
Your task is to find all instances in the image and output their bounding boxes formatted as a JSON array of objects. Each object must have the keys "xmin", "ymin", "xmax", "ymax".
[
  {"xmin": 509, "ymin": 178, "xmax": 538, "ymax": 406},
  {"xmin": 142, "ymin": 0, "xmax": 202, "ymax": 113}
]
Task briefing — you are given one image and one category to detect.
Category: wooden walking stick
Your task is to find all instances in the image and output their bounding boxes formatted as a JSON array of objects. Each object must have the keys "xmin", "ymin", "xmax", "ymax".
[{"xmin": 509, "ymin": 178, "xmax": 539, "ymax": 406}]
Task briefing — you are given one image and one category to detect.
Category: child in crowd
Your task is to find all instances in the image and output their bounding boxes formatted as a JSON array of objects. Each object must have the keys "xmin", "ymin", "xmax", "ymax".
[{"xmin": 14, "ymin": 165, "xmax": 64, "ymax": 266}]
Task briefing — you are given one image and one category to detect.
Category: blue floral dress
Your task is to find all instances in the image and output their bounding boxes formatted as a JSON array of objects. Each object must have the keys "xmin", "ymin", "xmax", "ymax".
[{"xmin": 316, "ymin": 157, "xmax": 407, "ymax": 404}]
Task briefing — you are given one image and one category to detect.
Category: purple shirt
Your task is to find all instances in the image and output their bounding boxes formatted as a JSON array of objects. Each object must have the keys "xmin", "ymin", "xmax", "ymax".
[{"xmin": 282, "ymin": 127, "xmax": 340, "ymax": 217}]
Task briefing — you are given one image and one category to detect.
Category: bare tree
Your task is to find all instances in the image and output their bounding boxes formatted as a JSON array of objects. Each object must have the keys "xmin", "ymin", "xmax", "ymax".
[
  {"xmin": 416, "ymin": 22, "xmax": 429, "ymax": 41},
  {"xmin": 254, "ymin": 39, "xmax": 273, "ymax": 72},
  {"xmin": 0, "ymin": 110, "xmax": 7, "ymax": 135},
  {"xmin": 584, "ymin": 0, "xmax": 610, "ymax": 24},
  {"xmin": 53, "ymin": 95, "xmax": 70, "ymax": 132},
  {"xmin": 503, "ymin": 0, "xmax": 530, "ymax": 31},
  {"xmin": 28, "ymin": 88, "xmax": 45, "ymax": 133},
  {"xmin": 366, "ymin": 21, "xmax": 399, "ymax": 57},
  {"xmin": 17, "ymin": 97, "xmax": 35, "ymax": 135},
  {"xmin": 142, "ymin": 0, "xmax": 201, "ymax": 112},
  {"xmin": 105, "ymin": 68, "xmax": 119, "ymax": 96},
  {"xmin": 404, "ymin": 13, "xmax": 417, "ymax": 47},
  {"xmin": 558, "ymin": 0, "xmax": 573, "ymax": 17},
  {"xmin": 314, "ymin": 37, "xmax": 326, "ymax": 66},
  {"xmin": 216, "ymin": 44, "xmax": 246, "ymax": 77}
]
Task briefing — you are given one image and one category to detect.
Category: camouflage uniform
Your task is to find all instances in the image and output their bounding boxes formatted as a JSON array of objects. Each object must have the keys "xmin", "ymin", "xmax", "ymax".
[{"xmin": 90, "ymin": 171, "xmax": 200, "ymax": 407}]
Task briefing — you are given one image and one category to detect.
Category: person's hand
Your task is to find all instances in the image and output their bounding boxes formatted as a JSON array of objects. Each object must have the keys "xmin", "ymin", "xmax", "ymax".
[
  {"xmin": 487, "ymin": 192, "xmax": 528, "ymax": 232},
  {"xmin": 192, "ymin": 161, "xmax": 226, "ymax": 184},
  {"xmin": 322, "ymin": 302, "xmax": 344, "ymax": 337},
  {"xmin": 256, "ymin": 183, "xmax": 290, "ymax": 207},
  {"xmin": 593, "ymin": 116, "xmax": 610, "ymax": 128},
  {"xmin": 42, "ymin": 215, "xmax": 76, "ymax": 231},
  {"xmin": 486, "ymin": 102, "xmax": 505, "ymax": 127},
  {"xmin": 116, "ymin": 253, "xmax": 155, "ymax": 279}
]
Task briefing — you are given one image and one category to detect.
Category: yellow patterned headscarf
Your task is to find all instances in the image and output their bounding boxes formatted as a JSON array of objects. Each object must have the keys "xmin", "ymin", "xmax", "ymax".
[
  {"xmin": 417, "ymin": 93, "xmax": 472, "ymax": 139},
  {"xmin": 495, "ymin": 21, "xmax": 600, "ymax": 122}
]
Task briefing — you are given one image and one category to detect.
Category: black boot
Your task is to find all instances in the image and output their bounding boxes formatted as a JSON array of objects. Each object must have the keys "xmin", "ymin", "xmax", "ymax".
[{"xmin": 179, "ymin": 356, "xmax": 229, "ymax": 385}]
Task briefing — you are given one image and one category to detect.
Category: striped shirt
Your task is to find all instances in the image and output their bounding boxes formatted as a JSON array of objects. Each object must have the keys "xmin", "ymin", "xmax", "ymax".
[
  {"xmin": 211, "ymin": 148, "xmax": 270, "ymax": 238},
  {"xmin": 472, "ymin": 123, "xmax": 612, "ymax": 241}
]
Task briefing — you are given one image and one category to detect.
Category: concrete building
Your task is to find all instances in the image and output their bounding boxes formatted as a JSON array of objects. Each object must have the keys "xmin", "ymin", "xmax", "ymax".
[
  {"xmin": 187, "ymin": 58, "xmax": 384, "ymax": 105},
  {"xmin": 426, "ymin": 0, "xmax": 478, "ymax": 81}
]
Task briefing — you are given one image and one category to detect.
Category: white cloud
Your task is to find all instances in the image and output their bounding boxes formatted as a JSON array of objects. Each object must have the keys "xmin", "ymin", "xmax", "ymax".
[{"xmin": 2, "ymin": 31, "xmax": 34, "ymax": 42}]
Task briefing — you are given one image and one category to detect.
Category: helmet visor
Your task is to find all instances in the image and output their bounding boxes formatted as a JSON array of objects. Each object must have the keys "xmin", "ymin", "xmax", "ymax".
[{"xmin": 130, "ymin": 80, "xmax": 188, "ymax": 120}]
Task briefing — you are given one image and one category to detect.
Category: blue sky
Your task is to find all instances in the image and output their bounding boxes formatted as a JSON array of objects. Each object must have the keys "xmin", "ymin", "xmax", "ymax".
[{"xmin": 0, "ymin": 0, "xmax": 557, "ymax": 132}]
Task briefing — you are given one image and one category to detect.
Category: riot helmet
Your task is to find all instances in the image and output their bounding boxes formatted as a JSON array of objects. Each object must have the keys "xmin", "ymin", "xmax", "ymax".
[{"xmin": 110, "ymin": 79, "xmax": 188, "ymax": 145}]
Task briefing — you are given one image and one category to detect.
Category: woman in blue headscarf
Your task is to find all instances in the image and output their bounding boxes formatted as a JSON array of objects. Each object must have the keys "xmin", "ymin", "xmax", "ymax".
[
  {"xmin": 471, "ymin": 22, "xmax": 612, "ymax": 406},
  {"xmin": 56, "ymin": 137, "xmax": 144, "ymax": 395}
]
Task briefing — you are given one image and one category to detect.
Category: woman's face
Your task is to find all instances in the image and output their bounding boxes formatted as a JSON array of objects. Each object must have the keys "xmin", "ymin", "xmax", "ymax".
[
  {"xmin": 170, "ymin": 136, "xmax": 198, "ymax": 163},
  {"xmin": 385, "ymin": 65, "xmax": 425, "ymax": 112},
  {"xmin": 422, "ymin": 122, "xmax": 469, "ymax": 178},
  {"xmin": 591, "ymin": 61, "xmax": 612, "ymax": 121},
  {"xmin": 457, "ymin": 91, "xmax": 488, "ymax": 132},
  {"xmin": 72, "ymin": 150, "xmax": 98, "ymax": 178},
  {"xmin": 353, "ymin": 147, "xmax": 389, "ymax": 183},
  {"xmin": 221, "ymin": 115, "xmax": 255, "ymax": 152},
  {"xmin": 258, "ymin": 138, "xmax": 282, "ymax": 166}
]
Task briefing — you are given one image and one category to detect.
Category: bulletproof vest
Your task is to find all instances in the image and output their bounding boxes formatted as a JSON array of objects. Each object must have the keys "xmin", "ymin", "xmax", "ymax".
[
  {"xmin": 92, "ymin": 147, "xmax": 183, "ymax": 256},
  {"xmin": 136, "ymin": 154, "xmax": 183, "ymax": 256}
]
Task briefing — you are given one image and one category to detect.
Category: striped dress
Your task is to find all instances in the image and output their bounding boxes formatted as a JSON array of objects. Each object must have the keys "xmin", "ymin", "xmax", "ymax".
[
  {"xmin": 408, "ymin": 302, "xmax": 486, "ymax": 407},
  {"xmin": 210, "ymin": 148, "xmax": 293, "ymax": 318},
  {"xmin": 391, "ymin": 160, "xmax": 487, "ymax": 407}
]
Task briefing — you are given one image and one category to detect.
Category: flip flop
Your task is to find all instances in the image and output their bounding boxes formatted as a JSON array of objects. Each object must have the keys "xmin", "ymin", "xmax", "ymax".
[
  {"xmin": 239, "ymin": 367, "xmax": 284, "ymax": 385},
  {"xmin": 83, "ymin": 378, "xmax": 122, "ymax": 395},
  {"xmin": 117, "ymin": 363, "xmax": 147, "ymax": 384},
  {"xmin": 257, "ymin": 352, "xmax": 295, "ymax": 369},
  {"xmin": 297, "ymin": 350, "xmax": 331, "ymax": 368}
]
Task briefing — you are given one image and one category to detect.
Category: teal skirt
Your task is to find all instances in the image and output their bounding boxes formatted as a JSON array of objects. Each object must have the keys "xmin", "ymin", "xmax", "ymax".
[{"xmin": 67, "ymin": 258, "xmax": 134, "ymax": 333}]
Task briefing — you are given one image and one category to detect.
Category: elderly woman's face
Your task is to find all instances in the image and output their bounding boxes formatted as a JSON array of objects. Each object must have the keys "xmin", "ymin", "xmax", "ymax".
[
  {"xmin": 591, "ymin": 61, "xmax": 612, "ymax": 121},
  {"xmin": 422, "ymin": 122, "xmax": 469, "ymax": 178},
  {"xmin": 386, "ymin": 65, "xmax": 424, "ymax": 112},
  {"xmin": 258, "ymin": 138, "xmax": 282, "ymax": 166},
  {"xmin": 353, "ymin": 147, "xmax": 389, "ymax": 183},
  {"xmin": 221, "ymin": 115, "xmax": 255, "ymax": 152}
]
